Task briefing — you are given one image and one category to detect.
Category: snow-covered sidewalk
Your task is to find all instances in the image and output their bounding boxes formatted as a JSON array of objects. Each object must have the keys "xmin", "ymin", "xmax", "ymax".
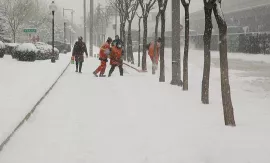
[
  {"xmin": 0, "ymin": 56, "xmax": 269, "ymax": 163},
  {"xmin": 0, "ymin": 54, "xmax": 70, "ymax": 143}
]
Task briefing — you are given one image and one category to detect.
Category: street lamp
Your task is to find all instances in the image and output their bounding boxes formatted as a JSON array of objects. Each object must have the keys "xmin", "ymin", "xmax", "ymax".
[{"xmin": 49, "ymin": 1, "xmax": 57, "ymax": 63}]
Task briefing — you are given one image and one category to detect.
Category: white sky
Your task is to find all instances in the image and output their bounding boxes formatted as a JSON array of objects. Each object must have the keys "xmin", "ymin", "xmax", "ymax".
[
  {"xmin": 47, "ymin": 0, "xmax": 203, "ymax": 25},
  {"xmin": 48, "ymin": 0, "xmax": 107, "ymax": 24}
]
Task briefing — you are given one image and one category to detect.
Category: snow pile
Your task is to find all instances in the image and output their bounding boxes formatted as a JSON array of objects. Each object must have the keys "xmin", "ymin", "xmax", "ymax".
[
  {"xmin": 54, "ymin": 47, "xmax": 59, "ymax": 54},
  {"xmin": 17, "ymin": 43, "xmax": 38, "ymax": 52},
  {"xmin": 35, "ymin": 43, "xmax": 51, "ymax": 53},
  {"xmin": 35, "ymin": 43, "xmax": 52, "ymax": 60},
  {"xmin": 34, "ymin": 42, "xmax": 60, "ymax": 60},
  {"xmin": 0, "ymin": 41, "xmax": 5, "ymax": 58},
  {"xmin": 35, "ymin": 42, "xmax": 59, "ymax": 54},
  {"xmin": 5, "ymin": 43, "xmax": 19, "ymax": 47}
]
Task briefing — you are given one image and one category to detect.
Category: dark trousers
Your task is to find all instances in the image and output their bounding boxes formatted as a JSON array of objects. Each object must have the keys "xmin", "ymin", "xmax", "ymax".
[
  {"xmin": 76, "ymin": 61, "xmax": 83, "ymax": 72},
  {"xmin": 108, "ymin": 64, "xmax": 123, "ymax": 77}
]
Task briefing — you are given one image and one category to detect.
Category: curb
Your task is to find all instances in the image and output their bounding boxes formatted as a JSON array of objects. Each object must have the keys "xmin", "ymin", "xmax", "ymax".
[{"xmin": 0, "ymin": 62, "xmax": 71, "ymax": 153}]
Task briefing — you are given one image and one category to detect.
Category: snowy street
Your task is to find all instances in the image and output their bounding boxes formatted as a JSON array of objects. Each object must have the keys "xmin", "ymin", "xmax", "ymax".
[
  {"xmin": 0, "ymin": 49, "xmax": 269, "ymax": 162},
  {"xmin": 1, "ymin": 0, "xmax": 270, "ymax": 162}
]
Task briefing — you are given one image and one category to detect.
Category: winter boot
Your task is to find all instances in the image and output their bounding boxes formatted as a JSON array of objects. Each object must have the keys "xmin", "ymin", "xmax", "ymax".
[
  {"xmin": 93, "ymin": 72, "xmax": 98, "ymax": 77},
  {"xmin": 99, "ymin": 74, "xmax": 106, "ymax": 77}
]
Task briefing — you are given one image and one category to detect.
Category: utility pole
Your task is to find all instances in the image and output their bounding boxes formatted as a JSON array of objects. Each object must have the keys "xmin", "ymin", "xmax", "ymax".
[
  {"xmin": 83, "ymin": 0, "xmax": 86, "ymax": 43},
  {"xmin": 115, "ymin": 9, "xmax": 117, "ymax": 36},
  {"xmin": 71, "ymin": 10, "xmax": 74, "ymax": 45},
  {"xmin": 63, "ymin": 8, "xmax": 75, "ymax": 46},
  {"xmin": 89, "ymin": 0, "xmax": 94, "ymax": 57},
  {"xmin": 171, "ymin": 0, "xmax": 182, "ymax": 86},
  {"xmin": 63, "ymin": 8, "xmax": 66, "ymax": 44}
]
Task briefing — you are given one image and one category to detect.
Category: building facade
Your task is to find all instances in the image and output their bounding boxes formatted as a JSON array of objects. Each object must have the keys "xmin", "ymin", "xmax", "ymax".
[{"xmin": 190, "ymin": 0, "xmax": 270, "ymax": 34}]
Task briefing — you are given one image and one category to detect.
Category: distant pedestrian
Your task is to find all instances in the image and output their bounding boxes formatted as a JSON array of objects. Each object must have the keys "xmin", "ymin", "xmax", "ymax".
[
  {"xmin": 93, "ymin": 37, "xmax": 112, "ymax": 77},
  {"xmin": 72, "ymin": 36, "xmax": 88, "ymax": 73},
  {"xmin": 148, "ymin": 37, "xmax": 161, "ymax": 69}
]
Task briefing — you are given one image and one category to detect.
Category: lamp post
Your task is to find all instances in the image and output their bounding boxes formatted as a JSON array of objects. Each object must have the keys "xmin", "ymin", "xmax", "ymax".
[
  {"xmin": 89, "ymin": 0, "xmax": 94, "ymax": 57},
  {"xmin": 68, "ymin": 25, "xmax": 72, "ymax": 45},
  {"xmin": 49, "ymin": 1, "xmax": 57, "ymax": 63},
  {"xmin": 63, "ymin": 17, "xmax": 68, "ymax": 44}
]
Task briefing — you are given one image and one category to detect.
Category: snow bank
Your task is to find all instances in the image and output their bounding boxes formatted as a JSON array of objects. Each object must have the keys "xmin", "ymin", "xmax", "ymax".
[
  {"xmin": 35, "ymin": 43, "xmax": 59, "ymax": 54},
  {"xmin": 17, "ymin": 43, "xmax": 38, "ymax": 52},
  {"xmin": 54, "ymin": 47, "xmax": 59, "ymax": 53},
  {"xmin": 35, "ymin": 44, "xmax": 51, "ymax": 53},
  {"xmin": 5, "ymin": 43, "xmax": 19, "ymax": 47}
]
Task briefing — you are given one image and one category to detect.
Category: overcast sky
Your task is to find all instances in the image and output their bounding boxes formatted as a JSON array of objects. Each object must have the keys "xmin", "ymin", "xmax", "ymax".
[{"xmin": 48, "ymin": 0, "xmax": 203, "ymax": 24}]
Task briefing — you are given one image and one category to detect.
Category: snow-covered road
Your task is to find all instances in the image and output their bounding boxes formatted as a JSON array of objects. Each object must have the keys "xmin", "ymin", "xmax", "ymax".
[{"xmin": 0, "ymin": 56, "xmax": 270, "ymax": 163}]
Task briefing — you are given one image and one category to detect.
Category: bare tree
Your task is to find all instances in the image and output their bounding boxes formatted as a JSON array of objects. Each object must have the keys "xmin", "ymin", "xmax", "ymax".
[
  {"xmin": 152, "ymin": 12, "xmax": 160, "ymax": 75},
  {"xmin": 110, "ymin": 0, "xmax": 129, "ymax": 61},
  {"xmin": 181, "ymin": 0, "xmax": 190, "ymax": 90},
  {"xmin": 136, "ymin": 12, "xmax": 143, "ymax": 67},
  {"xmin": 201, "ymin": 0, "xmax": 214, "ymax": 104},
  {"xmin": 1, "ymin": 0, "xmax": 35, "ymax": 43},
  {"xmin": 171, "ymin": 0, "xmax": 182, "ymax": 86},
  {"xmin": 0, "ymin": 5, "xmax": 8, "ymax": 39},
  {"xmin": 158, "ymin": 0, "xmax": 168, "ymax": 82},
  {"xmin": 27, "ymin": 0, "xmax": 51, "ymax": 28},
  {"xmin": 93, "ymin": 3, "xmax": 111, "ymax": 46},
  {"xmin": 126, "ymin": 0, "xmax": 139, "ymax": 64},
  {"xmin": 213, "ymin": 0, "xmax": 236, "ymax": 126},
  {"xmin": 139, "ymin": 0, "xmax": 157, "ymax": 71}
]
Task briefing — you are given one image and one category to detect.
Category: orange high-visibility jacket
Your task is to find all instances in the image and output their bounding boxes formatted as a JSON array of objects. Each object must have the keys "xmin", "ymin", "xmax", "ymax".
[
  {"xmin": 148, "ymin": 41, "xmax": 160, "ymax": 58},
  {"xmin": 110, "ymin": 46, "xmax": 123, "ymax": 65},
  {"xmin": 99, "ymin": 42, "xmax": 111, "ymax": 59}
]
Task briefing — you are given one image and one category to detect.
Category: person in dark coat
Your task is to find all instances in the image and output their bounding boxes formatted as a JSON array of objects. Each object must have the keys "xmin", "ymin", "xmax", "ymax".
[
  {"xmin": 72, "ymin": 36, "xmax": 88, "ymax": 73},
  {"xmin": 111, "ymin": 35, "xmax": 125, "ymax": 57},
  {"xmin": 111, "ymin": 35, "xmax": 123, "ymax": 47}
]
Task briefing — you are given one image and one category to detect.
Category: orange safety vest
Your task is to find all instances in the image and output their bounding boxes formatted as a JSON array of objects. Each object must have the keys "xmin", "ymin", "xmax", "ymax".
[
  {"xmin": 110, "ymin": 46, "xmax": 122, "ymax": 65},
  {"xmin": 99, "ymin": 42, "xmax": 110, "ymax": 59}
]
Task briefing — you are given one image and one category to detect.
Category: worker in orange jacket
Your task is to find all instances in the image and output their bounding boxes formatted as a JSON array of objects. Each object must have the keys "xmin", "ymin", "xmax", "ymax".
[
  {"xmin": 148, "ymin": 37, "xmax": 161, "ymax": 66},
  {"xmin": 108, "ymin": 42, "xmax": 124, "ymax": 77},
  {"xmin": 93, "ymin": 37, "xmax": 112, "ymax": 77}
]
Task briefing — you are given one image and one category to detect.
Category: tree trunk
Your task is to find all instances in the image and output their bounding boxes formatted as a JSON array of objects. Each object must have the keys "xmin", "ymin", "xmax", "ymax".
[
  {"xmin": 122, "ymin": 22, "xmax": 127, "ymax": 61},
  {"xmin": 213, "ymin": 1, "xmax": 236, "ymax": 126},
  {"xmin": 120, "ymin": 16, "xmax": 123, "ymax": 40},
  {"xmin": 201, "ymin": 6, "xmax": 213, "ymax": 104},
  {"xmin": 13, "ymin": 32, "xmax": 16, "ymax": 43},
  {"xmin": 171, "ymin": 0, "xmax": 182, "ymax": 86},
  {"xmin": 138, "ymin": 17, "xmax": 141, "ymax": 67},
  {"xmin": 127, "ymin": 21, "xmax": 134, "ymax": 64},
  {"xmin": 159, "ymin": 11, "xmax": 165, "ymax": 82},
  {"xmin": 142, "ymin": 16, "xmax": 148, "ymax": 71},
  {"xmin": 183, "ymin": 5, "xmax": 190, "ymax": 91},
  {"xmin": 153, "ymin": 12, "xmax": 160, "ymax": 75}
]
